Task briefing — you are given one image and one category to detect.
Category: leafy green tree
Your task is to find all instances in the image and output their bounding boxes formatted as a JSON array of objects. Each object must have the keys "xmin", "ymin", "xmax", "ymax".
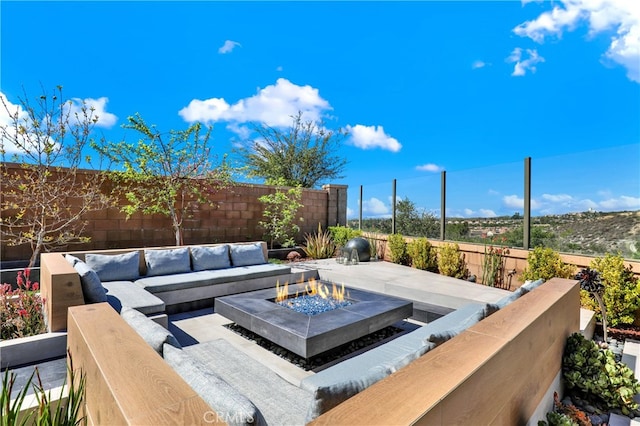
[
  {"xmin": 0, "ymin": 86, "xmax": 114, "ymax": 267},
  {"xmin": 446, "ymin": 222, "xmax": 470, "ymax": 241},
  {"xmin": 502, "ymin": 225, "xmax": 557, "ymax": 248},
  {"xmin": 258, "ymin": 178, "xmax": 303, "ymax": 249},
  {"xmin": 94, "ymin": 113, "xmax": 231, "ymax": 246},
  {"xmin": 396, "ymin": 197, "xmax": 438, "ymax": 238},
  {"xmin": 234, "ymin": 112, "xmax": 348, "ymax": 188}
]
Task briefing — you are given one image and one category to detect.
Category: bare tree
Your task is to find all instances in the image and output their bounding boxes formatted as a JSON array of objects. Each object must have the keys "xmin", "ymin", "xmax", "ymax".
[{"xmin": 1, "ymin": 86, "xmax": 114, "ymax": 267}]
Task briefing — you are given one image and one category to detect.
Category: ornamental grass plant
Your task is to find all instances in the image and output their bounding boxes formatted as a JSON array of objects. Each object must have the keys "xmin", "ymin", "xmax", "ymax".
[{"xmin": 0, "ymin": 270, "xmax": 46, "ymax": 340}]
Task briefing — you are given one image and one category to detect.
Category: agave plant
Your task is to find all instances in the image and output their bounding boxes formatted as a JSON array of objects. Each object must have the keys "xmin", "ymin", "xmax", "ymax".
[
  {"xmin": 575, "ymin": 267, "xmax": 608, "ymax": 342},
  {"xmin": 303, "ymin": 223, "xmax": 337, "ymax": 259}
]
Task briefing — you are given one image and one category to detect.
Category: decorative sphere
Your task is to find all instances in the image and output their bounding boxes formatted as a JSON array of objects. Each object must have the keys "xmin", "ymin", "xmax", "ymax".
[{"xmin": 344, "ymin": 237, "xmax": 371, "ymax": 262}]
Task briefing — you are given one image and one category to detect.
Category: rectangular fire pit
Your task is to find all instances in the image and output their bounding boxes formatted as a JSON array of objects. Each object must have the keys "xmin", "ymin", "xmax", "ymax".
[{"xmin": 215, "ymin": 281, "xmax": 413, "ymax": 358}]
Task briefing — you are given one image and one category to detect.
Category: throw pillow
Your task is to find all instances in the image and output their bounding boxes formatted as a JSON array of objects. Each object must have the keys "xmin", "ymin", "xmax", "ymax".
[
  {"xmin": 145, "ymin": 248, "xmax": 191, "ymax": 277},
  {"xmin": 85, "ymin": 251, "xmax": 140, "ymax": 282},
  {"xmin": 229, "ymin": 243, "xmax": 266, "ymax": 267},
  {"xmin": 190, "ymin": 245, "xmax": 231, "ymax": 271},
  {"xmin": 73, "ymin": 261, "xmax": 108, "ymax": 304}
]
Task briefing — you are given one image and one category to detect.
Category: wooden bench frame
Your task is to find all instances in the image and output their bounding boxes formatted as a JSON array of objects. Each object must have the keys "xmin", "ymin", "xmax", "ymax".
[
  {"xmin": 66, "ymin": 278, "xmax": 579, "ymax": 425},
  {"xmin": 310, "ymin": 278, "xmax": 580, "ymax": 425}
]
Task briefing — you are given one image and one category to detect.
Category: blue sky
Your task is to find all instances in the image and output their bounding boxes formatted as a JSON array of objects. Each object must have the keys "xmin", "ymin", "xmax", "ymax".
[{"xmin": 1, "ymin": 0, "xmax": 639, "ymax": 219}]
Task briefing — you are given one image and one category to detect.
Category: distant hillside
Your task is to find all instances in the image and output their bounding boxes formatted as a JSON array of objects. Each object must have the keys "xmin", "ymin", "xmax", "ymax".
[{"xmin": 450, "ymin": 210, "xmax": 640, "ymax": 259}]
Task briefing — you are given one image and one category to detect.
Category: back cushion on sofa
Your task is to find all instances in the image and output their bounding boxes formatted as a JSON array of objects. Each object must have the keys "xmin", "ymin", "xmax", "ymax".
[
  {"xmin": 85, "ymin": 251, "xmax": 140, "ymax": 282},
  {"xmin": 120, "ymin": 306, "xmax": 181, "ymax": 356},
  {"xmin": 73, "ymin": 261, "xmax": 108, "ymax": 304},
  {"xmin": 163, "ymin": 343, "xmax": 266, "ymax": 426},
  {"xmin": 190, "ymin": 245, "xmax": 231, "ymax": 272},
  {"xmin": 145, "ymin": 248, "xmax": 191, "ymax": 277},
  {"xmin": 229, "ymin": 243, "xmax": 266, "ymax": 267}
]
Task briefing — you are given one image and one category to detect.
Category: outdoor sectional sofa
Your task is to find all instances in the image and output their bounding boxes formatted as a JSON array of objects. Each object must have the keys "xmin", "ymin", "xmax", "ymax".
[
  {"xmin": 40, "ymin": 241, "xmax": 292, "ymax": 332},
  {"xmin": 65, "ymin": 274, "xmax": 579, "ymax": 425}
]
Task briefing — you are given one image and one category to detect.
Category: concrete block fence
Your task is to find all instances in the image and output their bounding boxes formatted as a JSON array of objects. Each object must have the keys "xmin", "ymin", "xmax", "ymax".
[{"xmin": 0, "ymin": 163, "xmax": 348, "ymax": 262}]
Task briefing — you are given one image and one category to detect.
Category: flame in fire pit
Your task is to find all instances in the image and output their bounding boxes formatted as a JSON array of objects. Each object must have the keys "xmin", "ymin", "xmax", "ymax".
[{"xmin": 275, "ymin": 278, "xmax": 347, "ymax": 303}]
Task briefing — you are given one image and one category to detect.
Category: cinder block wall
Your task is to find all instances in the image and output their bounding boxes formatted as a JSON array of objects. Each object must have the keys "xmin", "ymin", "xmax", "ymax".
[{"xmin": 0, "ymin": 163, "xmax": 348, "ymax": 261}]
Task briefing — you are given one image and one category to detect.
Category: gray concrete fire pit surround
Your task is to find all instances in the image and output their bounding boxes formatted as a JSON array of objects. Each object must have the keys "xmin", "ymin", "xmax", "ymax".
[{"xmin": 215, "ymin": 281, "xmax": 413, "ymax": 358}]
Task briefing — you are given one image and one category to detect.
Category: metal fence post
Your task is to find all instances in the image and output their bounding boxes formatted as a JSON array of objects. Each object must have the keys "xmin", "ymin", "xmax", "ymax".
[
  {"xmin": 441, "ymin": 171, "xmax": 446, "ymax": 241},
  {"xmin": 359, "ymin": 185, "xmax": 363, "ymax": 230},
  {"xmin": 524, "ymin": 157, "xmax": 531, "ymax": 250},
  {"xmin": 392, "ymin": 179, "xmax": 397, "ymax": 234}
]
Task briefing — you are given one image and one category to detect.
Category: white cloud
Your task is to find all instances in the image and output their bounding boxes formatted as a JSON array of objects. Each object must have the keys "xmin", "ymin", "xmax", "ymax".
[
  {"xmin": 179, "ymin": 78, "xmax": 331, "ymax": 130},
  {"xmin": 541, "ymin": 193, "xmax": 574, "ymax": 203},
  {"xmin": 67, "ymin": 97, "xmax": 117, "ymax": 128},
  {"xmin": 345, "ymin": 124, "xmax": 401, "ymax": 152},
  {"xmin": 479, "ymin": 209, "xmax": 498, "ymax": 217},
  {"xmin": 462, "ymin": 208, "xmax": 497, "ymax": 218},
  {"xmin": 1, "ymin": 92, "xmax": 116, "ymax": 155},
  {"xmin": 1, "ymin": 92, "xmax": 29, "ymax": 154},
  {"xmin": 218, "ymin": 40, "xmax": 241, "ymax": 54},
  {"xmin": 503, "ymin": 194, "xmax": 542, "ymax": 209},
  {"xmin": 472, "ymin": 60, "xmax": 487, "ymax": 69},
  {"xmin": 501, "ymin": 191, "xmax": 640, "ymax": 214},
  {"xmin": 416, "ymin": 163, "xmax": 443, "ymax": 172},
  {"xmin": 362, "ymin": 197, "xmax": 389, "ymax": 216},
  {"xmin": 488, "ymin": 189, "xmax": 501, "ymax": 196},
  {"xmin": 514, "ymin": 0, "xmax": 640, "ymax": 83},
  {"xmin": 507, "ymin": 47, "xmax": 545, "ymax": 76},
  {"xmin": 599, "ymin": 195, "xmax": 640, "ymax": 209}
]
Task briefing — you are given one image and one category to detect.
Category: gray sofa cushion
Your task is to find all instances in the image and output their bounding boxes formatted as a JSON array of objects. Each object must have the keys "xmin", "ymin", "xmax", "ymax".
[
  {"xmin": 163, "ymin": 343, "xmax": 266, "ymax": 426},
  {"xmin": 426, "ymin": 303, "xmax": 488, "ymax": 344},
  {"xmin": 185, "ymin": 339, "xmax": 312, "ymax": 426},
  {"xmin": 103, "ymin": 281, "xmax": 165, "ymax": 315},
  {"xmin": 73, "ymin": 261, "xmax": 107, "ymax": 304},
  {"xmin": 521, "ymin": 278, "xmax": 545, "ymax": 292},
  {"xmin": 229, "ymin": 243, "xmax": 266, "ymax": 267},
  {"xmin": 145, "ymin": 248, "xmax": 191, "ymax": 277},
  {"xmin": 299, "ymin": 340, "xmax": 430, "ymax": 422},
  {"xmin": 85, "ymin": 251, "xmax": 140, "ymax": 282},
  {"xmin": 120, "ymin": 306, "xmax": 180, "ymax": 356},
  {"xmin": 300, "ymin": 302, "xmax": 491, "ymax": 421},
  {"xmin": 135, "ymin": 263, "xmax": 291, "ymax": 294},
  {"xmin": 190, "ymin": 245, "xmax": 230, "ymax": 272},
  {"xmin": 65, "ymin": 254, "xmax": 82, "ymax": 267},
  {"xmin": 488, "ymin": 286, "xmax": 529, "ymax": 311}
]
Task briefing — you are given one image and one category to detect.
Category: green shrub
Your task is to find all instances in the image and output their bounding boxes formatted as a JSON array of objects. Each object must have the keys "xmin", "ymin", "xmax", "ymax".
[
  {"xmin": 521, "ymin": 247, "xmax": 574, "ymax": 282},
  {"xmin": 303, "ymin": 223, "xmax": 337, "ymax": 259},
  {"xmin": 388, "ymin": 234, "xmax": 409, "ymax": 265},
  {"xmin": 563, "ymin": 332, "xmax": 640, "ymax": 415},
  {"xmin": 407, "ymin": 238, "xmax": 438, "ymax": 272},
  {"xmin": 437, "ymin": 243, "xmax": 468, "ymax": 279},
  {"xmin": 580, "ymin": 253, "xmax": 640, "ymax": 327},
  {"xmin": 328, "ymin": 226, "xmax": 362, "ymax": 248}
]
